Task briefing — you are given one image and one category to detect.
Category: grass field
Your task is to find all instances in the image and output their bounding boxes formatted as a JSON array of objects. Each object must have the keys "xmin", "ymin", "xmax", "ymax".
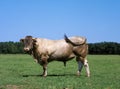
[{"xmin": 0, "ymin": 54, "xmax": 120, "ymax": 89}]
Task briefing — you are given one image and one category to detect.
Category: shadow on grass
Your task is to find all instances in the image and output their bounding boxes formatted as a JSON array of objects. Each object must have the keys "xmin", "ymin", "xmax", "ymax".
[{"xmin": 22, "ymin": 73, "xmax": 76, "ymax": 77}]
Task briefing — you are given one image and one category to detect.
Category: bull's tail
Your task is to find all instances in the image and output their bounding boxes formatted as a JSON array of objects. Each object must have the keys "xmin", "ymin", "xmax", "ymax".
[{"xmin": 64, "ymin": 34, "xmax": 86, "ymax": 46}]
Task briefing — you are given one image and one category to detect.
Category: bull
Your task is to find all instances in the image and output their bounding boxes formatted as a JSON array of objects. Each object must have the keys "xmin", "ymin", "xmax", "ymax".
[{"xmin": 20, "ymin": 35, "xmax": 90, "ymax": 77}]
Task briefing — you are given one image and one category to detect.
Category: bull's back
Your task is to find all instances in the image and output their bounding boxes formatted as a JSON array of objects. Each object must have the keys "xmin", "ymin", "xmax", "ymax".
[
  {"xmin": 36, "ymin": 38, "xmax": 73, "ymax": 56},
  {"xmin": 49, "ymin": 40, "xmax": 74, "ymax": 58},
  {"xmin": 46, "ymin": 39, "xmax": 74, "ymax": 60}
]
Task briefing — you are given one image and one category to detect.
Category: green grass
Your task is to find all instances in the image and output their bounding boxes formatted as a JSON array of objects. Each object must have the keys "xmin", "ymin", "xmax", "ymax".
[{"xmin": 0, "ymin": 54, "xmax": 120, "ymax": 89}]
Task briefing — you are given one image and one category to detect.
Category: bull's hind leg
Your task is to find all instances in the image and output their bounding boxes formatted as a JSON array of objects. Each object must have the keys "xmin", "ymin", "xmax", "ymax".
[
  {"xmin": 76, "ymin": 57, "xmax": 90, "ymax": 77},
  {"xmin": 84, "ymin": 58, "xmax": 90, "ymax": 77},
  {"xmin": 77, "ymin": 60, "xmax": 83, "ymax": 76},
  {"xmin": 76, "ymin": 57, "xmax": 84, "ymax": 76}
]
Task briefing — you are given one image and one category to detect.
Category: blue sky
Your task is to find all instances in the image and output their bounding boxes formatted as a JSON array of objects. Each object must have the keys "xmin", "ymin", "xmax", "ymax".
[{"xmin": 0, "ymin": 0, "xmax": 120, "ymax": 43}]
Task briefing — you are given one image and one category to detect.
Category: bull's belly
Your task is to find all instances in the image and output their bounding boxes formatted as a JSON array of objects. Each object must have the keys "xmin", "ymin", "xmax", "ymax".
[
  {"xmin": 48, "ymin": 53, "xmax": 75, "ymax": 62},
  {"xmin": 56, "ymin": 56, "xmax": 75, "ymax": 62}
]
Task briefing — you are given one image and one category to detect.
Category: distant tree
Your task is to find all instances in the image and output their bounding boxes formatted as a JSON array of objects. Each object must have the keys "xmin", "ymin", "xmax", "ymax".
[
  {"xmin": 15, "ymin": 42, "xmax": 24, "ymax": 53},
  {"xmin": 0, "ymin": 41, "xmax": 24, "ymax": 54},
  {"xmin": 88, "ymin": 42, "xmax": 120, "ymax": 54}
]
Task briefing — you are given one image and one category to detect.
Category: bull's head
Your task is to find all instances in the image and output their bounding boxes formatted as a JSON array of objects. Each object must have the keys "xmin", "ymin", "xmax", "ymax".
[{"xmin": 20, "ymin": 36, "xmax": 37, "ymax": 54}]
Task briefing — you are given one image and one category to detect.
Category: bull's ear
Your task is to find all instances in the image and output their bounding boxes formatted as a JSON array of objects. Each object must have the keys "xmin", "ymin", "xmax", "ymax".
[
  {"xmin": 20, "ymin": 39, "xmax": 24, "ymax": 43},
  {"xmin": 32, "ymin": 38, "xmax": 38, "ymax": 47},
  {"xmin": 33, "ymin": 38, "xmax": 37, "ymax": 43}
]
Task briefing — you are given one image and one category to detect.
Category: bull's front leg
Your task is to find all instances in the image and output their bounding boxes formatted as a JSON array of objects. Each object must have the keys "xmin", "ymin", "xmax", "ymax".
[
  {"xmin": 41, "ymin": 53, "xmax": 49, "ymax": 77},
  {"xmin": 42, "ymin": 62, "xmax": 48, "ymax": 77},
  {"xmin": 38, "ymin": 60, "xmax": 48, "ymax": 77}
]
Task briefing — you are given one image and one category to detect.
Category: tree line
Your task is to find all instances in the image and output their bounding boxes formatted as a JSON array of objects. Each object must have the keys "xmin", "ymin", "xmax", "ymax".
[
  {"xmin": 89, "ymin": 42, "xmax": 120, "ymax": 54},
  {"xmin": 0, "ymin": 42, "xmax": 24, "ymax": 54},
  {"xmin": 0, "ymin": 41, "xmax": 120, "ymax": 54}
]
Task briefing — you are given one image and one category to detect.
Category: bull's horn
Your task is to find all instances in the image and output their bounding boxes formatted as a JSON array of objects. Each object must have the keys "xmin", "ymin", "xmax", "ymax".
[{"xmin": 20, "ymin": 39, "xmax": 24, "ymax": 42}]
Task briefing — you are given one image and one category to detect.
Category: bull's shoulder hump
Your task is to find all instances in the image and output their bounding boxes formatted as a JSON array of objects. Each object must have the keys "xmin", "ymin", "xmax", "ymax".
[{"xmin": 35, "ymin": 38, "xmax": 51, "ymax": 42}]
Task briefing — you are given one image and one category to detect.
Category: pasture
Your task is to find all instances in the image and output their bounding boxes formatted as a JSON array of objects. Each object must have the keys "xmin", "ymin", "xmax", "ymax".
[{"xmin": 0, "ymin": 54, "xmax": 120, "ymax": 89}]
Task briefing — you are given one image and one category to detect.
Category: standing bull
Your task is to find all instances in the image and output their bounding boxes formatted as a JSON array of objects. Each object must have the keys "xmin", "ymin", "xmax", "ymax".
[{"xmin": 20, "ymin": 35, "xmax": 90, "ymax": 77}]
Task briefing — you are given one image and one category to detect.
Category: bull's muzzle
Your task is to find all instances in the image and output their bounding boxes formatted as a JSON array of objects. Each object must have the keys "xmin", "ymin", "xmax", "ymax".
[{"xmin": 24, "ymin": 48, "xmax": 30, "ymax": 52}]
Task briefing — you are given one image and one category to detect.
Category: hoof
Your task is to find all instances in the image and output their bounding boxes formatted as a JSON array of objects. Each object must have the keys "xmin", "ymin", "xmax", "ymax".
[
  {"xmin": 86, "ymin": 74, "xmax": 90, "ymax": 77},
  {"xmin": 42, "ymin": 75, "xmax": 47, "ymax": 77},
  {"xmin": 42, "ymin": 74, "xmax": 47, "ymax": 77},
  {"xmin": 76, "ymin": 71, "xmax": 81, "ymax": 76}
]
